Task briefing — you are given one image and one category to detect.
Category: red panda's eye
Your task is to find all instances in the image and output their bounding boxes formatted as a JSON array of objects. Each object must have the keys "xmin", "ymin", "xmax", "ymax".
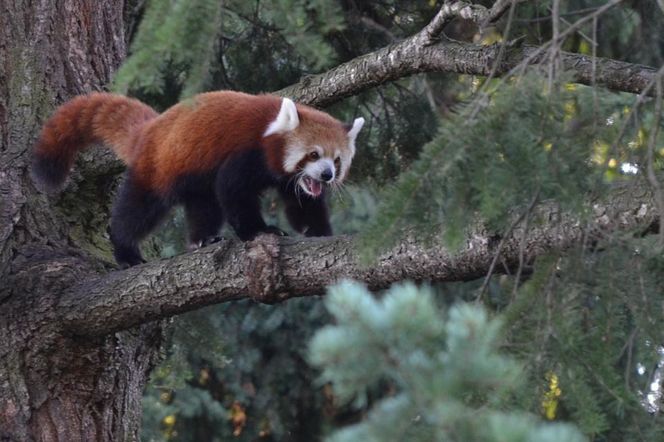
[{"xmin": 309, "ymin": 151, "xmax": 320, "ymax": 160}]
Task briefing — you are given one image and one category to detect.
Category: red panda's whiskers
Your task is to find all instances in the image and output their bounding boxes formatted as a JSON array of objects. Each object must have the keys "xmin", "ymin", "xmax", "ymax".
[
  {"xmin": 294, "ymin": 172, "xmax": 306, "ymax": 207},
  {"xmin": 285, "ymin": 172, "xmax": 299, "ymax": 191},
  {"xmin": 330, "ymin": 181, "xmax": 346, "ymax": 204}
]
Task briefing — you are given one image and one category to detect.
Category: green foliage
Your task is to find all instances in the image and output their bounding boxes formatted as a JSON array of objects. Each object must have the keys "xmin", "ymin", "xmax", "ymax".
[
  {"xmin": 336, "ymin": 84, "xmax": 440, "ymax": 182},
  {"xmin": 114, "ymin": 0, "xmax": 344, "ymax": 98},
  {"xmin": 514, "ymin": 0, "xmax": 664, "ymax": 67},
  {"xmin": 361, "ymin": 74, "xmax": 645, "ymax": 258},
  {"xmin": 310, "ymin": 280, "xmax": 586, "ymax": 442},
  {"xmin": 502, "ymin": 240, "xmax": 664, "ymax": 440},
  {"xmin": 114, "ymin": 0, "xmax": 223, "ymax": 100},
  {"xmin": 329, "ymin": 185, "xmax": 378, "ymax": 234},
  {"xmin": 259, "ymin": 0, "xmax": 345, "ymax": 71},
  {"xmin": 142, "ymin": 299, "xmax": 334, "ymax": 441}
]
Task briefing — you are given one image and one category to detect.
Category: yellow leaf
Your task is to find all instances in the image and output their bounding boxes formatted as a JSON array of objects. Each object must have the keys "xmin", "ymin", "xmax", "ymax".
[
  {"xmin": 541, "ymin": 372, "xmax": 562, "ymax": 420},
  {"xmin": 592, "ymin": 140, "xmax": 609, "ymax": 165},
  {"xmin": 564, "ymin": 101, "xmax": 576, "ymax": 121},
  {"xmin": 199, "ymin": 367, "xmax": 210, "ymax": 385},
  {"xmin": 477, "ymin": 29, "xmax": 503, "ymax": 45},
  {"xmin": 637, "ymin": 128, "xmax": 647, "ymax": 146},
  {"xmin": 163, "ymin": 414, "xmax": 176, "ymax": 426},
  {"xmin": 230, "ymin": 401, "xmax": 247, "ymax": 437},
  {"xmin": 544, "ymin": 400, "xmax": 558, "ymax": 420}
]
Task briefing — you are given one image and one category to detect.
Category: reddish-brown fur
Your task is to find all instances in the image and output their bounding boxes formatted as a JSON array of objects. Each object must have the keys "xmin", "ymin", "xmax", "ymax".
[
  {"xmin": 33, "ymin": 91, "xmax": 348, "ymax": 194},
  {"xmin": 137, "ymin": 92, "xmax": 281, "ymax": 192},
  {"xmin": 34, "ymin": 93, "xmax": 157, "ymax": 169}
]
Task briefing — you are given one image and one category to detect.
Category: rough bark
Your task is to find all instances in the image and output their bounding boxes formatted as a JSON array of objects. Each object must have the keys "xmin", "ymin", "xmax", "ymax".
[
  {"xmin": 0, "ymin": 2, "xmax": 161, "ymax": 441},
  {"xmin": 280, "ymin": 30, "xmax": 656, "ymax": 108},
  {"xmin": 56, "ymin": 183, "xmax": 657, "ymax": 337}
]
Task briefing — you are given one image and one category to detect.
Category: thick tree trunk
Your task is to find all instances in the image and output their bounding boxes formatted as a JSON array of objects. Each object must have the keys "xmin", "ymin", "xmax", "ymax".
[{"xmin": 0, "ymin": 2, "xmax": 161, "ymax": 440}]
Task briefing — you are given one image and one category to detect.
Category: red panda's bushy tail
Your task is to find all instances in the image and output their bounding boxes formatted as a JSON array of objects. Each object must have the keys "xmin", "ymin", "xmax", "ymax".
[{"xmin": 31, "ymin": 93, "xmax": 158, "ymax": 192}]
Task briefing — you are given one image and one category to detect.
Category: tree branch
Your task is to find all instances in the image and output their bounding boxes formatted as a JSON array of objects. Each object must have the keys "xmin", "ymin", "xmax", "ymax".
[
  {"xmin": 279, "ymin": 38, "xmax": 657, "ymax": 108},
  {"xmin": 59, "ymin": 184, "xmax": 658, "ymax": 336},
  {"xmin": 278, "ymin": 0, "xmax": 652, "ymax": 106},
  {"xmin": 485, "ymin": 0, "xmax": 529, "ymax": 24},
  {"xmin": 422, "ymin": 2, "xmax": 485, "ymax": 40}
]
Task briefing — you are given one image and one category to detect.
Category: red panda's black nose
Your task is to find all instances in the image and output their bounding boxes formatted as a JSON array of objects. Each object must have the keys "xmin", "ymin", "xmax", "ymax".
[{"xmin": 321, "ymin": 168, "xmax": 334, "ymax": 182}]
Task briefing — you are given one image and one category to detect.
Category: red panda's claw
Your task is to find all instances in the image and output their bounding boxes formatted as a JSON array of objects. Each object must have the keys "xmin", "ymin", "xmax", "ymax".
[
  {"xmin": 262, "ymin": 226, "xmax": 288, "ymax": 237},
  {"xmin": 202, "ymin": 236, "xmax": 224, "ymax": 246}
]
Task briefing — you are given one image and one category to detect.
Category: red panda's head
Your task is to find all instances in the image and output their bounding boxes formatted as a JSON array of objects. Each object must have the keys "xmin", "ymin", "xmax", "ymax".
[{"xmin": 263, "ymin": 98, "xmax": 364, "ymax": 198}]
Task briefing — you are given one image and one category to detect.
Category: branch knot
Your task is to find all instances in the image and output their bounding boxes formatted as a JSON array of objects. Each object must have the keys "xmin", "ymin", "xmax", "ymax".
[{"xmin": 244, "ymin": 235, "xmax": 285, "ymax": 304}]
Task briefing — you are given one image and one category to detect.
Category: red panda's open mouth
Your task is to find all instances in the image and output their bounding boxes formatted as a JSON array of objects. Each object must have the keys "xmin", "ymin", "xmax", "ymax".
[{"xmin": 301, "ymin": 176, "xmax": 324, "ymax": 198}]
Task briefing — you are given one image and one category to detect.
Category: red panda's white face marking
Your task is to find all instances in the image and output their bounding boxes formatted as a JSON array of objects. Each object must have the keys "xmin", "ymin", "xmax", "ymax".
[
  {"xmin": 292, "ymin": 116, "xmax": 363, "ymax": 198},
  {"xmin": 300, "ymin": 147, "xmax": 336, "ymax": 197},
  {"xmin": 264, "ymin": 98, "xmax": 364, "ymax": 198}
]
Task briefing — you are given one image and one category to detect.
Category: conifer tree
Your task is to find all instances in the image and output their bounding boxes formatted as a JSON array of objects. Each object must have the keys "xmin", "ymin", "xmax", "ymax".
[
  {"xmin": 109, "ymin": 1, "xmax": 664, "ymax": 440},
  {"xmin": 310, "ymin": 281, "xmax": 586, "ymax": 442}
]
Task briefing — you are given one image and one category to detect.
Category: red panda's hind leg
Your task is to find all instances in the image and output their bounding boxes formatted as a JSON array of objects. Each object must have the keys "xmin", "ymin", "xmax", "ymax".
[{"xmin": 110, "ymin": 173, "xmax": 170, "ymax": 267}]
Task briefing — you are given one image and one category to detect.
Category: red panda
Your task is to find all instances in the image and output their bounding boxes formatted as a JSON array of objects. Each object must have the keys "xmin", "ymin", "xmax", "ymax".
[{"xmin": 32, "ymin": 91, "xmax": 364, "ymax": 267}]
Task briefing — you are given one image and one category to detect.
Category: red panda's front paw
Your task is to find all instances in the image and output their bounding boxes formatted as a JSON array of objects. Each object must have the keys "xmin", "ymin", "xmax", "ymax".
[{"xmin": 261, "ymin": 226, "xmax": 289, "ymax": 237}]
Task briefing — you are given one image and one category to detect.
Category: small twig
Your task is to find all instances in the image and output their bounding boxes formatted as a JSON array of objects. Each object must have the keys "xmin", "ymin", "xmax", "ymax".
[
  {"xmin": 515, "ymin": 6, "xmax": 604, "ymax": 23},
  {"xmin": 478, "ymin": 189, "xmax": 541, "ymax": 301},
  {"xmin": 422, "ymin": 2, "xmax": 460, "ymax": 41},
  {"xmin": 512, "ymin": 188, "xmax": 541, "ymax": 299},
  {"xmin": 477, "ymin": 232, "xmax": 514, "ymax": 302},
  {"xmin": 468, "ymin": 0, "xmax": 519, "ymax": 120},
  {"xmin": 468, "ymin": 0, "xmax": 622, "ymax": 121},
  {"xmin": 548, "ymin": 0, "xmax": 562, "ymax": 91},
  {"xmin": 360, "ymin": 16, "xmax": 398, "ymax": 42},
  {"xmin": 577, "ymin": 348, "xmax": 627, "ymax": 403},
  {"xmin": 484, "ymin": 0, "xmax": 531, "ymax": 26},
  {"xmin": 622, "ymin": 328, "xmax": 637, "ymax": 392},
  {"xmin": 592, "ymin": 16, "xmax": 598, "ymax": 132},
  {"xmin": 511, "ymin": 0, "xmax": 623, "ymax": 79},
  {"xmin": 604, "ymin": 64, "xmax": 664, "ymax": 176},
  {"xmin": 422, "ymin": 1, "xmax": 491, "ymax": 43}
]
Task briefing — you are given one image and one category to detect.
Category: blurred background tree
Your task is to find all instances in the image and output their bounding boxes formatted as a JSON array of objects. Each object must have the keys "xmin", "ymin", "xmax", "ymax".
[{"xmin": 112, "ymin": 0, "xmax": 664, "ymax": 440}]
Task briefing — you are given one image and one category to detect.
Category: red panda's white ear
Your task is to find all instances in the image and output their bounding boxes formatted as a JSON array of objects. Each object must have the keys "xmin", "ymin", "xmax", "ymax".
[
  {"xmin": 264, "ymin": 98, "xmax": 299, "ymax": 137},
  {"xmin": 347, "ymin": 117, "xmax": 365, "ymax": 142}
]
